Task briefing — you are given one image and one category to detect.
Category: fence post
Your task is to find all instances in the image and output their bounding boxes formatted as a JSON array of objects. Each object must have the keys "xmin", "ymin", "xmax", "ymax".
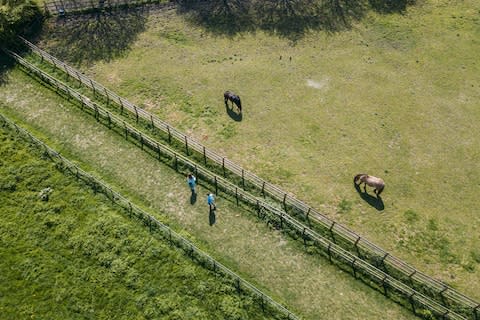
[
  {"xmin": 119, "ymin": 97, "xmax": 124, "ymax": 114},
  {"xmin": 351, "ymin": 258, "xmax": 357, "ymax": 278},
  {"xmin": 474, "ymin": 304, "xmax": 479, "ymax": 320},
  {"xmin": 329, "ymin": 222, "xmax": 336, "ymax": 244},
  {"xmin": 283, "ymin": 194, "xmax": 287, "ymax": 212},
  {"xmin": 104, "ymin": 87, "xmax": 109, "ymax": 106},
  {"xmin": 174, "ymin": 154, "xmax": 178, "ymax": 171},
  {"xmin": 203, "ymin": 146, "xmax": 207, "ymax": 165},
  {"xmin": 184, "ymin": 136, "xmax": 189, "ymax": 155},
  {"xmin": 235, "ymin": 187, "xmax": 239, "ymax": 206},
  {"xmin": 354, "ymin": 236, "xmax": 361, "ymax": 257},
  {"xmin": 241, "ymin": 169, "xmax": 245, "ymax": 190},
  {"xmin": 106, "ymin": 112, "xmax": 111, "ymax": 128},
  {"xmin": 261, "ymin": 181, "xmax": 265, "ymax": 197},
  {"xmin": 139, "ymin": 133, "xmax": 143, "ymax": 150},
  {"xmin": 150, "ymin": 115, "xmax": 154, "ymax": 129},
  {"xmin": 382, "ymin": 275, "xmax": 388, "ymax": 296},
  {"xmin": 408, "ymin": 270, "xmax": 416, "ymax": 287},
  {"xmin": 409, "ymin": 293, "xmax": 416, "ymax": 315},
  {"xmin": 222, "ymin": 157, "xmax": 226, "ymax": 177},
  {"xmin": 90, "ymin": 79, "xmax": 95, "ymax": 96},
  {"xmin": 302, "ymin": 228, "xmax": 307, "ymax": 246},
  {"xmin": 214, "ymin": 176, "xmax": 218, "ymax": 195},
  {"xmin": 123, "ymin": 122, "xmax": 128, "ymax": 140},
  {"xmin": 134, "ymin": 106, "xmax": 139, "ymax": 123},
  {"xmin": 167, "ymin": 125, "xmax": 171, "ymax": 143},
  {"xmin": 156, "ymin": 143, "xmax": 161, "ymax": 160},
  {"xmin": 327, "ymin": 243, "xmax": 332, "ymax": 263}
]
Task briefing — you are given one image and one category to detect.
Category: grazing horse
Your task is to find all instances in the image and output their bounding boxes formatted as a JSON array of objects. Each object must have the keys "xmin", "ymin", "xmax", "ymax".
[
  {"xmin": 354, "ymin": 174, "xmax": 385, "ymax": 197},
  {"xmin": 224, "ymin": 91, "xmax": 242, "ymax": 113}
]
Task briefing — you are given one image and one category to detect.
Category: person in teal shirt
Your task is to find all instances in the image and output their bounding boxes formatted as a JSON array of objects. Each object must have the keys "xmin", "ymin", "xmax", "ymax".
[
  {"xmin": 207, "ymin": 193, "xmax": 216, "ymax": 211},
  {"xmin": 187, "ymin": 173, "xmax": 196, "ymax": 194}
]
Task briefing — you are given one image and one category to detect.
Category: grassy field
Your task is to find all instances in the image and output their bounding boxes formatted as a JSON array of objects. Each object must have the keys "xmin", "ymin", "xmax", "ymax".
[
  {"xmin": 0, "ymin": 121, "xmax": 282, "ymax": 320},
  {"xmin": 0, "ymin": 68, "xmax": 416, "ymax": 319},
  {"xmin": 34, "ymin": 0, "xmax": 480, "ymax": 299}
]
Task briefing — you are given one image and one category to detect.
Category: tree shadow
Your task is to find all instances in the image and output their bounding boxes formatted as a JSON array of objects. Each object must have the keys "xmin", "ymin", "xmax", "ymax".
[
  {"xmin": 368, "ymin": 0, "xmax": 415, "ymax": 13},
  {"xmin": 0, "ymin": 54, "xmax": 15, "ymax": 86},
  {"xmin": 354, "ymin": 183, "xmax": 385, "ymax": 211},
  {"xmin": 209, "ymin": 207, "xmax": 217, "ymax": 226},
  {"xmin": 38, "ymin": 7, "xmax": 148, "ymax": 66},
  {"xmin": 177, "ymin": 0, "xmax": 368, "ymax": 41},
  {"xmin": 177, "ymin": 0, "xmax": 416, "ymax": 41},
  {"xmin": 225, "ymin": 102, "xmax": 242, "ymax": 122}
]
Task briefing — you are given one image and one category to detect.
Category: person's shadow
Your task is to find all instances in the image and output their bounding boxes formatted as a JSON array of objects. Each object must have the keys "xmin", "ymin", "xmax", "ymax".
[
  {"xmin": 354, "ymin": 184, "xmax": 385, "ymax": 211},
  {"xmin": 225, "ymin": 102, "xmax": 242, "ymax": 122},
  {"xmin": 209, "ymin": 208, "xmax": 216, "ymax": 226},
  {"xmin": 190, "ymin": 191, "xmax": 197, "ymax": 205}
]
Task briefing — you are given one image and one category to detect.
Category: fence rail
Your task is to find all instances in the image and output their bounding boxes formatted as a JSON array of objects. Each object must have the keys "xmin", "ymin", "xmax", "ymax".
[
  {"xmin": 7, "ymin": 48, "xmax": 478, "ymax": 320},
  {"xmin": 0, "ymin": 112, "xmax": 299, "ymax": 320},
  {"xmin": 44, "ymin": 0, "xmax": 175, "ymax": 15},
  {"xmin": 16, "ymin": 37, "xmax": 480, "ymax": 320}
]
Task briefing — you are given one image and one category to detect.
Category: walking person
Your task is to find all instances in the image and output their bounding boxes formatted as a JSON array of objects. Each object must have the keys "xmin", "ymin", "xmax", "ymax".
[
  {"xmin": 207, "ymin": 193, "xmax": 216, "ymax": 211},
  {"xmin": 187, "ymin": 173, "xmax": 196, "ymax": 194}
]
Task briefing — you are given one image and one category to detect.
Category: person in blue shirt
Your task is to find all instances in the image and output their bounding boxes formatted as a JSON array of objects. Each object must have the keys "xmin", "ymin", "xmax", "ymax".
[
  {"xmin": 207, "ymin": 193, "xmax": 216, "ymax": 211},
  {"xmin": 187, "ymin": 173, "xmax": 196, "ymax": 194}
]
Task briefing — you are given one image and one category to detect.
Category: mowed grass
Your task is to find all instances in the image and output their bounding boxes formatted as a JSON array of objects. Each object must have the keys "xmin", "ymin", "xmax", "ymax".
[
  {"xmin": 0, "ymin": 69, "xmax": 416, "ymax": 319},
  {"xmin": 37, "ymin": 0, "xmax": 480, "ymax": 298},
  {"xmin": 0, "ymin": 126, "xmax": 278, "ymax": 319}
]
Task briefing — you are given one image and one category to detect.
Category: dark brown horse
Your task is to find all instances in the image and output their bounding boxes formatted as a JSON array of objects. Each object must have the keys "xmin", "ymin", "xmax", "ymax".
[
  {"xmin": 224, "ymin": 91, "xmax": 242, "ymax": 113},
  {"xmin": 354, "ymin": 174, "xmax": 385, "ymax": 196}
]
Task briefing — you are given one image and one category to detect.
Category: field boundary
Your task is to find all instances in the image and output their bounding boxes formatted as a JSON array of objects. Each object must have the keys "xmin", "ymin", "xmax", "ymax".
[
  {"xmin": 5, "ymin": 48, "xmax": 477, "ymax": 320},
  {"xmin": 43, "ymin": 0, "xmax": 176, "ymax": 15},
  {"xmin": 14, "ymin": 38, "xmax": 480, "ymax": 320},
  {"xmin": 0, "ymin": 112, "xmax": 300, "ymax": 320}
]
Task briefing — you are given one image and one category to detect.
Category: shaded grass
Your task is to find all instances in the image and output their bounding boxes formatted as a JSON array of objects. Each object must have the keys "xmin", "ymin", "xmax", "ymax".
[
  {"xmin": 34, "ymin": 0, "xmax": 480, "ymax": 299},
  {"xmin": 0, "ymin": 68, "xmax": 416, "ymax": 319}
]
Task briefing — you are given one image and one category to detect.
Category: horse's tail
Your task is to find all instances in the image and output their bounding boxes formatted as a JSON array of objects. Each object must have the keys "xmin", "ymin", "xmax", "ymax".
[
  {"xmin": 376, "ymin": 184, "xmax": 385, "ymax": 196},
  {"xmin": 237, "ymin": 97, "xmax": 242, "ymax": 111},
  {"xmin": 354, "ymin": 173, "xmax": 366, "ymax": 184}
]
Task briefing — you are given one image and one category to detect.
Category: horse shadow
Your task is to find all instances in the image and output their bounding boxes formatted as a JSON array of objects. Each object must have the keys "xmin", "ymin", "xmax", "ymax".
[
  {"xmin": 354, "ymin": 184, "xmax": 385, "ymax": 211},
  {"xmin": 209, "ymin": 208, "xmax": 216, "ymax": 226},
  {"xmin": 225, "ymin": 103, "xmax": 242, "ymax": 122}
]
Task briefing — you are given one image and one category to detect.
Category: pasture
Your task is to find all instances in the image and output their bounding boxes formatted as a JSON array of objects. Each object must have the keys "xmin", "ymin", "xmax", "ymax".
[
  {"xmin": 36, "ymin": 0, "xmax": 480, "ymax": 300},
  {"xmin": 0, "ymin": 124, "xmax": 279, "ymax": 320},
  {"xmin": 0, "ymin": 68, "xmax": 415, "ymax": 319}
]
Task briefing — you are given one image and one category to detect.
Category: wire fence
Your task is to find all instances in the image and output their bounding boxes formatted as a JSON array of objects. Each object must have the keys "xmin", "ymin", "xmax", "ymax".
[
  {"xmin": 43, "ymin": 0, "xmax": 175, "ymax": 15},
  {"xmin": 16, "ymin": 37, "xmax": 480, "ymax": 320},
  {"xmin": 6, "ymin": 48, "xmax": 479, "ymax": 320},
  {"xmin": 0, "ymin": 113, "xmax": 299, "ymax": 320}
]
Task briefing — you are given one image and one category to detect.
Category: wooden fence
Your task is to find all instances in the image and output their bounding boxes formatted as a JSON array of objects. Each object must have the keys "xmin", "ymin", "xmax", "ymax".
[
  {"xmin": 44, "ymin": 0, "xmax": 175, "ymax": 15},
  {"xmin": 0, "ymin": 113, "xmax": 299, "ymax": 320},
  {"xmin": 15, "ymin": 37, "xmax": 480, "ymax": 320},
  {"xmin": 6, "ymin": 48, "xmax": 478, "ymax": 320}
]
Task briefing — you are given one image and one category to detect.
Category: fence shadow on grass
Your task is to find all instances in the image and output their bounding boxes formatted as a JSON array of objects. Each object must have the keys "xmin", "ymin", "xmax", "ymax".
[
  {"xmin": 354, "ymin": 183, "xmax": 385, "ymax": 211},
  {"xmin": 42, "ymin": 8, "xmax": 147, "ymax": 65},
  {"xmin": 176, "ymin": 0, "xmax": 417, "ymax": 41}
]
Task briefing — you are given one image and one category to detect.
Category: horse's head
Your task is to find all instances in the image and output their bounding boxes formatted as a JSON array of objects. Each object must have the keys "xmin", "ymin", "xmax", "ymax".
[{"xmin": 354, "ymin": 174, "xmax": 367, "ymax": 184}]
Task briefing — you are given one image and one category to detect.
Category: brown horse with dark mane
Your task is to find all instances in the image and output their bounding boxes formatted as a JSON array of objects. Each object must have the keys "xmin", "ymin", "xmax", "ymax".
[
  {"xmin": 224, "ymin": 91, "xmax": 242, "ymax": 113},
  {"xmin": 354, "ymin": 174, "xmax": 385, "ymax": 197}
]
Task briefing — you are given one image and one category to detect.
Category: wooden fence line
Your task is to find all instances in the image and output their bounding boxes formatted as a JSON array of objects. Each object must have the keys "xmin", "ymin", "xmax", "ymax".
[
  {"xmin": 17, "ymin": 37, "xmax": 480, "ymax": 320},
  {"xmin": 0, "ymin": 113, "xmax": 298, "ymax": 320},
  {"xmin": 6, "ymin": 51, "xmax": 475, "ymax": 320},
  {"xmin": 44, "ymin": 0, "xmax": 175, "ymax": 15}
]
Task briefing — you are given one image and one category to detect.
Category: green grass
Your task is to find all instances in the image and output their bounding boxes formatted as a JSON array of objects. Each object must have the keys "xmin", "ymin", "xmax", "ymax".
[
  {"xmin": 0, "ymin": 126, "xmax": 279, "ymax": 320},
  {"xmin": 34, "ymin": 0, "xmax": 480, "ymax": 300},
  {"xmin": 0, "ymin": 68, "xmax": 416, "ymax": 319}
]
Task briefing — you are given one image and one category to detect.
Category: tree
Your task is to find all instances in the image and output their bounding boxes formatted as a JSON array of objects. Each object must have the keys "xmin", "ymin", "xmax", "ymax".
[{"xmin": 0, "ymin": 0, "xmax": 42, "ymax": 48}]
